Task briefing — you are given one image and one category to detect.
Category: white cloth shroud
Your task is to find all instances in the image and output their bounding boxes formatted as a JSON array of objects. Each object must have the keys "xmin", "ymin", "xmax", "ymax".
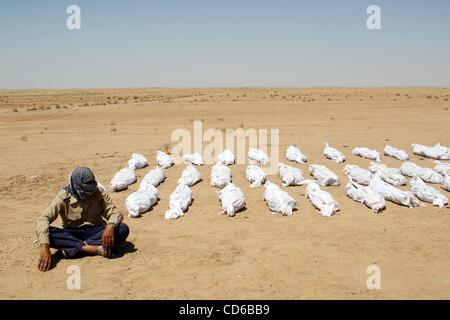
[
  {"xmin": 384, "ymin": 145, "xmax": 409, "ymax": 161},
  {"xmin": 210, "ymin": 162, "xmax": 232, "ymax": 189},
  {"xmin": 409, "ymin": 176, "xmax": 448, "ymax": 208},
  {"xmin": 278, "ymin": 162, "xmax": 306, "ymax": 186},
  {"xmin": 183, "ymin": 153, "xmax": 205, "ymax": 166},
  {"xmin": 434, "ymin": 161, "xmax": 450, "ymax": 176},
  {"xmin": 345, "ymin": 178, "xmax": 385, "ymax": 213},
  {"xmin": 140, "ymin": 166, "xmax": 166, "ymax": 189},
  {"xmin": 323, "ymin": 142, "xmax": 345, "ymax": 163},
  {"xmin": 127, "ymin": 153, "xmax": 148, "ymax": 170},
  {"xmin": 126, "ymin": 185, "xmax": 158, "ymax": 218},
  {"xmin": 285, "ymin": 145, "xmax": 307, "ymax": 164},
  {"xmin": 217, "ymin": 183, "xmax": 246, "ymax": 217},
  {"xmin": 110, "ymin": 167, "xmax": 136, "ymax": 191},
  {"xmin": 156, "ymin": 151, "xmax": 174, "ymax": 169},
  {"xmin": 343, "ymin": 164, "xmax": 372, "ymax": 186},
  {"xmin": 263, "ymin": 181, "xmax": 297, "ymax": 216},
  {"xmin": 368, "ymin": 162, "xmax": 407, "ymax": 186},
  {"xmin": 442, "ymin": 175, "xmax": 450, "ymax": 192},
  {"xmin": 217, "ymin": 149, "xmax": 235, "ymax": 165},
  {"xmin": 411, "ymin": 143, "xmax": 450, "ymax": 160},
  {"xmin": 178, "ymin": 164, "xmax": 202, "ymax": 186},
  {"xmin": 369, "ymin": 174, "xmax": 419, "ymax": 208},
  {"xmin": 248, "ymin": 148, "xmax": 269, "ymax": 164},
  {"xmin": 400, "ymin": 161, "xmax": 443, "ymax": 184},
  {"xmin": 246, "ymin": 165, "xmax": 266, "ymax": 187},
  {"xmin": 309, "ymin": 164, "xmax": 340, "ymax": 186},
  {"xmin": 352, "ymin": 147, "xmax": 381, "ymax": 162},
  {"xmin": 165, "ymin": 184, "xmax": 193, "ymax": 220},
  {"xmin": 305, "ymin": 181, "xmax": 340, "ymax": 217}
]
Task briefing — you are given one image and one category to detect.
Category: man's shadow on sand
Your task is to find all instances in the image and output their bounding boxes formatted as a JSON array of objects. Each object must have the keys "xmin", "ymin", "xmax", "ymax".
[{"xmin": 50, "ymin": 241, "xmax": 137, "ymax": 269}]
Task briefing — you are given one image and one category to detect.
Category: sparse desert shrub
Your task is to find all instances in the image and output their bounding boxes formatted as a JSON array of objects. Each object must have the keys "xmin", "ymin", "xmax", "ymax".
[
  {"xmin": 110, "ymin": 127, "xmax": 117, "ymax": 132},
  {"xmin": 12, "ymin": 108, "xmax": 18, "ymax": 112},
  {"xmin": 21, "ymin": 135, "xmax": 28, "ymax": 141}
]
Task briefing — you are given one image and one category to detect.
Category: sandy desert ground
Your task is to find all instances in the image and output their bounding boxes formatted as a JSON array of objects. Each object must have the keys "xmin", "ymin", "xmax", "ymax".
[{"xmin": 0, "ymin": 87, "xmax": 449, "ymax": 299}]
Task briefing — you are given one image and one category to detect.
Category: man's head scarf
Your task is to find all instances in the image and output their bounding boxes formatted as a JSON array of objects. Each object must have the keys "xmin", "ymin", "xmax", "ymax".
[{"xmin": 65, "ymin": 167, "xmax": 98, "ymax": 200}]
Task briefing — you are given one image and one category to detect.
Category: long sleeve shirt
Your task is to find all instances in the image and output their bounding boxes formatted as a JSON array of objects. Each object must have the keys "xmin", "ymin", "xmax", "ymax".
[{"xmin": 36, "ymin": 188, "xmax": 123, "ymax": 245}]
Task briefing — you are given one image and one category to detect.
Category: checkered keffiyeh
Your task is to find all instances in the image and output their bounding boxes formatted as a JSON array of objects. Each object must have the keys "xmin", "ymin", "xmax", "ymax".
[{"xmin": 65, "ymin": 167, "xmax": 98, "ymax": 200}]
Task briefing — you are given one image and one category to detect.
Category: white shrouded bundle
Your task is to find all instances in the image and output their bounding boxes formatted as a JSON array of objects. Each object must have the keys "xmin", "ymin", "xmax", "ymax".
[
  {"xmin": 368, "ymin": 162, "xmax": 407, "ymax": 186},
  {"xmin": 127, "ymin": 153, "xmax": 148, "ymax": 170},
  {"xmin": 156, "ymin": 151, "xmax": 174, "ymax": 169},
  {"xmin": 409, "ymin": 176, "xmax": 448, "ymax": 208},
  {"xmin": 210, "ymin": 162, "xmax": 232, "ymax": 189},
  {"xmin": 345, "ymin": 178, "xmax": 385, "ymax": 213},
  {"xmin": 369, "ymin": 174, "xmax": 419, "ymax": 208},
  {"xmin": 434, "ymin": 161, "xmax": 450, "ymax": 176},
  {"xmin": 384, "ymin": 145, "xmax": 409, "ymax": 161},
  {"xmin": 126, "ymin": 185, "xmax": 158, "ymax": 218},
  {"xmin": 442, "ymin": 175, "xmax": 450, "ymax": 192},
  {"xmin": 278, "ymin": 162, "xmax": 306, "ymax": 186},
  {"xmin": 352, "ymin": 147, "xmax": 381, "ymax": 162},
  {"xmin": 309, "ymin": 164, "xmax": 340, "ymax": 186},
  {"xmin": 217, "ymin": 149, "xmax": 235, "ymax": 165},
  {"xmin": 343, "ymin": 164, "xmax": 372, "ymax": 186},
  {"xmin": 305, "ymin": 181, "xmax": 340, "ymax": 217},
  {"xmin": 248, "ymin": 148, "xmax": 269, "ymax": 164},
  {"xmin": 285, "ymin": 145, "xmax": 307, "ymax": 164},
  {"xmin": 183, "ymin": 153, "xmax": 205, "ymax": 166},
  {"xmin": 400, "ymin": 162, "xmax": 443, "ymax": 184},
  {"xmin": 110, "ymin": 167, "xmax": 137, "ymax": 191},
  {"xmin": 217, "ymin": 183, "xmax": 246, "ymax": 217},
  {"xmin": 411, "ymin": 143, "xmax": 450, "ymax": 160},
  {"xmin": 178, "ymin": 164, "xmax": 202, "ymax": 186},
  {"xmin": 323, "ymin": 142, "xmax": 346, "ymax": 163},
  {"xmin": 263, "ymin": 181, "xmax": 297, "ymax": 216},
  {"xmin": 245, "ymin": 165, "xmax": 266, "ymax": 188},
  {"xmin": 165, "ymin": 184, "xmax": 192, "ymax": 220},
  {"xmin": 140, "ymin": 166, "xmax": 165, "ymax": 190}
]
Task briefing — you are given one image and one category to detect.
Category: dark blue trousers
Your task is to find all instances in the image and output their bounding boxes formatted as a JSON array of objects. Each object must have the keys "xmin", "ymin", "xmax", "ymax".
[{"xmin": 49, "ymin": 223, "xmax": 129, "ymax": 258}]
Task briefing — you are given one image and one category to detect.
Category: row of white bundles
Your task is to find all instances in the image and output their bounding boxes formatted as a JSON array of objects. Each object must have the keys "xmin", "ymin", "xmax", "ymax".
[
  {"xmin": 368, "ymin": 162, "xmax": 407, "ymax": 186},
  {"xmin": 323, "ymin": 143, "xmax": 346, "ymax": 163},
  {"xmin": 156, "ymin": 151, "xmax": 174, "ymax": 168},
  {"xmin": 409, "ymin": 176, "xmax": 448, "ymax": 208},
  {"xmin": 165, "ymin": 184, "xmax": 193, "ymax": 220},
  {"xmin": 305, "ymin": 182, "xmax": 341, "ymax": 217},
  {"xmin": 343, "ymin": 164, "xmax": 372, "ymax": 186},
  {"xmin": 286, "ymin": 145, "xmax": 307, "ymax": 164},
  {"xmin": 248, "ymin": 148, "xmax": 269, "ymax": 164},
  {"xmin": 345, "ymin": 178, "xmax": 385, "ymax": 213},
  {"xmin": 183, "ymin": 153, "xmax": 205, "ymax": 166},
  {"xmin": 352, "ymin": 147, "xmax": 381, "ymax": 162},
  {"xmin": 246, "ymin": 165, "xmax": 266, "ymax": 187},
  {"xmin": 263, "ymin": 181, "xmax": 297, "ymax": 216},
  {"xmin": 217, "ymin": 149, "xmax": 235, "ymax": 165},
  {"xmin": 369, "ymin": 174, "xmax": 419, "ymax": 208},
  {"xmin": 434, "ymin": 161, "xmax": 450, "ymax": 176},
  {"xmin": 125, "ymin": 166, "xmax": 166, "ymax": 218},
  {"xmin": 278, "ymin": 163, "xmax": 307, "ymax": 186},
  {"xmin": 128, "ymin": 153, "xmax": 148, "ymax": 170},
  {"xmin": 217, "ymin": 183, "xmax": 246, "ymax": 217},
  {"xmin": 400, "ymin": 162, "xmax": 443, "ymax": 184},
  {"xmin": 111, "ymin": 167, "xmax": 137, "ymax": 191},
  {"xmin": 210, "ymin": 162, "xmax": 232, "ymax": 189},
  {"xmin": 384, "ymin": 145, "xmax": 409, "ymax": 161},
  {"xmin": 165, "ymin": 164, "xmax": 199, "ymax": 220},
  {"xmin": 412, "ymin": 143, "xmax": 450, "ymax": 160},
  {"xmin": 309, "ymin": 164, "xmax": 340, "ymax": 186}
]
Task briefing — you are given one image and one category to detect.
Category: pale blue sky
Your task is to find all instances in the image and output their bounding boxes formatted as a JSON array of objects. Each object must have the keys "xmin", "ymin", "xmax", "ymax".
[{"xmin": 1, "ymin": 0, "xmax": 449, "ymax": 88}]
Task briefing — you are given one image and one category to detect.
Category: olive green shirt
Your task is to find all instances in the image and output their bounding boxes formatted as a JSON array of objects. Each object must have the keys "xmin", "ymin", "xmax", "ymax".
[{"xmin": 36, "ymin": 188, "xmax": 123, "ymax": 245}]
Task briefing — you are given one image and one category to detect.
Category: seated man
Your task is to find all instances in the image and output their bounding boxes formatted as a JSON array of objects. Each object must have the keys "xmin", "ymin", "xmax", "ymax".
[{"xmin": 36, "ymin": 167, "xmax": 129, "ymax": 272}]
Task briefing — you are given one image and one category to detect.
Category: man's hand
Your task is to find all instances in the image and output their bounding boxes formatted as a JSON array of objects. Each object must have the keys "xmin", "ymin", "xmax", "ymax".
[
  {"xmin": 38, "ymin": 244, "xmax": 52, "ymax": 272},
  {"xmin": 102, "ymin": 224, "xmax": 115, "ymax": 251}
]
